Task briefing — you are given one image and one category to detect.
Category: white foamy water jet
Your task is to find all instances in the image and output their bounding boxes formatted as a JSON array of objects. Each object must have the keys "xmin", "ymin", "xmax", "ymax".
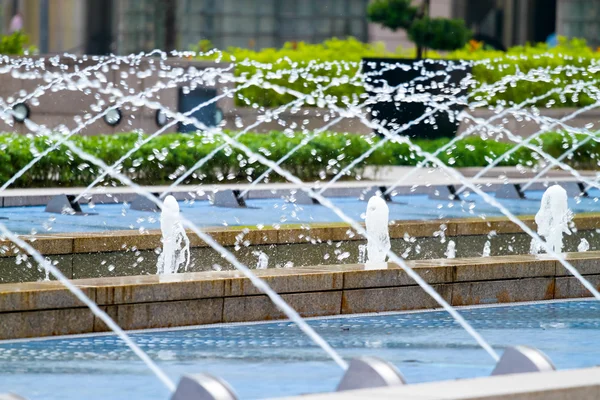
[
  {"xmin": 578, "ymin": 238, "xmax": 590, "ymax": 252},
  {"xmin": 365, "ymin": 196, "xmax": 390, "ymax": 265},
  {"xmin": 358, "ymin": 244, "xmax": 367, "ymax": 264},
  {"xmin": 534, "ymin": 185, "xmax": 573, "ymax": 254},
  {"xmin": 157, "ymin": 195, "xmax": 190, "ymax": 275},
  {"xmin": 254, "ymin": 251, "xmax": 269, "ymax": 269},
  {"xmin": 445, "ymin": 240, "xmax": 456, "ymax": 259},
  {"xmin": 482, "ymin": 240, "xmax": 491, "ymax": 257}
]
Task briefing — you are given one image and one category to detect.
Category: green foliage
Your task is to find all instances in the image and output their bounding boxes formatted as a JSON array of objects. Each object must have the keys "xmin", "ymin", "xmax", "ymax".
[
  {"xmin": 446, "ymin": 37, "xmax": 600, "ymax": 108},
  {"xmin": 195, "ymin": 36, "xmax": 600, "ymax": 110},
  {"xmin": 367, "ymin": 0, "xmax": 471, "ymax": 53},
  {"xmin": 0, "ymin": 31, "xmax": 36, "ymax": 55},
  {"xmin": 409, "ymin": 18, "xmax": 471, "ymax": 51},
  {"xmin": 198, "ymin": 37, "xmax": 397, "ymax": 107},
  {"xmin": 367, "ymin": 0, "xmax": 416, "ymax": 31},
  {"xmin": 0, "ymin": 131, "xmax": 597, "ymax": 189}
]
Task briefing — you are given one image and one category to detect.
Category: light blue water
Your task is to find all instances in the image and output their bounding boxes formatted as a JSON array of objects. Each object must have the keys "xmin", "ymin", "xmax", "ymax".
[
  {"xmin": 0, "ymin": 300, "xmax": 599, "ymax": 400},
  {"xmin": 2, "ymin": 189, "xmax": 600, "ymax": 234}
]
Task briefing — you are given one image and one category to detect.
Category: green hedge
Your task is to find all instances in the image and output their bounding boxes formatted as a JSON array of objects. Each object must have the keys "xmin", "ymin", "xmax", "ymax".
[
  {"xmin": 0, "ymin": 31, "xmax": 36, "ymax": 55},
  {"xmin": 195, "ymin": 37, "xmax": 600, "ymax": 109},
  {"xmin": 0, "ymin": 131, "xmax": 596, "ymax": 188}
]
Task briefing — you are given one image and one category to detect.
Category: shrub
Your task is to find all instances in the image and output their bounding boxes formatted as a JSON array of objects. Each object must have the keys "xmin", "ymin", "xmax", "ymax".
[
  {"xmin": 196, "ymin": 37, "xmax": 396, "ymax": 107},
  {"xmin": 367, "ymin": 0, "xmax": 471, "ymax": 57},
  {"xmin": 0, "ymin": 31, "xmax": 36, "ymax": 55},
  {"xmin": 446, "ymin": 37, "xmax": 600, "ymax": 108},
  {"xmin": 195, "ymin": 37, "xmax": 600, "ymax": 110},
  {"xmin": 0, "ymin": 131, "xmax": 595, "ymax": 189}
]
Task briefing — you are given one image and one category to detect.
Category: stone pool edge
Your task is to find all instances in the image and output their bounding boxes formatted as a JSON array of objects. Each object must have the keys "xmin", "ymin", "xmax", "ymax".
[
  {"xmin": 277, "ymin": 366, "xmax": 600, "ymax": 400},
  {"xmin": 6, "ymin": 212, "xmax": 600, "ymax": 256},
  {"xmin": 0, "ymin": 252, "xmax": 598, "ymax": 340}
]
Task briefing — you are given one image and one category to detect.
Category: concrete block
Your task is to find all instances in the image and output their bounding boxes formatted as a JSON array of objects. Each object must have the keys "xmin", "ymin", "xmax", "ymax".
[
  {"xmin": 0, "ymin": 283, "xmax": 93, "ymax": 312},
  {"xmin": 93, "ymin": 276, "xmax": 225, "ymax": 305},
  {"xmin": 554, "ymin": 275, "xmax": 600, "ymax": 299},
  {"xmin": 451, "ymin": 277, "xmax": 555, "ymax": 306},
  {"xmin": 223, "ymin": 291, "xmax": 342, "ymax": 322},
  {"xmin": 70, "ymin": 231, "xmax": 162, "ymax": 253},
  {"xmin": 559, "ymin": 252, "xmax": 600, "ymax": 276},
  {"xmin": 343, "ymin": 264, "xmax": 453, "ymax": 289},
  {"xmin": 0, "ymin": 255, "xmax": 73, "ymax": 284},
  {"xmin": 109, "ymin": 298, "xmax": 223, "ymax": 330},
  {"xmin": 224, "ymin": 269, "xmax": 342, "ymax": 297},
  {"xmin": 453, "ymin": 257, "xmax": 555, "ymax": 282},
  {"xmin": 72, "ymin": 250, "xmax": 158, "ymax": 279},
  {"xmin": 0, "ymin": 307, "xmax": 94, "ymax": 340},
  {"xmin": 341, "ymin": 285, "xmax": 452, "ymax": 314}
]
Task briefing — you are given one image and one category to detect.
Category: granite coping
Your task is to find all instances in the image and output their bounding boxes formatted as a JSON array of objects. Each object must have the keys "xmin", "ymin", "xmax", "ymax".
[
  {"xmin": 1, "ymin": 252, "xmax": 599, "ymax": 339},
  {"xmin": 16, "ymin": 213, "xmax": 600, "ymax": 255},
  {"xmin": 277, "ymin": 366, "xmax": 600, "ymax": 399},
  {"xmin": 0, "ymin": 252, "xmax": 598, "ymax": 312}
]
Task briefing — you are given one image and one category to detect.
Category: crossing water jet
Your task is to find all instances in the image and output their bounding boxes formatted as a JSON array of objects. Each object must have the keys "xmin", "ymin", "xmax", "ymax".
[
  {"xmin": 7, "ymin": 52, "xmax": 600, "ymax": 391},
  {"xmin": 0, "ymin": 225, "xmax": 177, "ymax": 392}
]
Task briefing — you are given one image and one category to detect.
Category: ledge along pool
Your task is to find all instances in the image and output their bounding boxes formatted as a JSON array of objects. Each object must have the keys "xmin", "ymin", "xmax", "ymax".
[{"xmin": 0, "ymin": 299, "xmax": 598, "ymax": 400}]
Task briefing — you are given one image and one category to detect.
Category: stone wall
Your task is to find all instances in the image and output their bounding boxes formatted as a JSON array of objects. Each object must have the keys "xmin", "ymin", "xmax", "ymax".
[
  {"xmin": 0, "ymin": 251, "xmax": 598, "ymax": 339},
  {"xmin": 1, "ymin": 214, "xmax": 600, "ymax": 283}
]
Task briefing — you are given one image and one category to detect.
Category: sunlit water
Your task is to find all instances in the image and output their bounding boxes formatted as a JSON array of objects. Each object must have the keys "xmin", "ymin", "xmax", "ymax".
[
  {"xmin": 0, "ymin": 53, "xmax": 599, "ymax": 396},
  {"xmin": 3, "ymin": 189, "xmax": 600, "ymax": 234},
  {"xmin": 0, "ymin": 300, "xmax": 598, "ymax": 400}
]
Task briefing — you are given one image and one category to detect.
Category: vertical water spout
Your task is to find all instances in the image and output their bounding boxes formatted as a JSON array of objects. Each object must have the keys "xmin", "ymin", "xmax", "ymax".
[
  {"xmin": 365, "ymin": 196, "xmax": 390, "ymax": 265},
  {"xmin": 534, "ymin": 185, "xmax": 572, "ymax": 254},
  {"xmin": 445, "ymin": 240, "xmax": 456, "ymax": 259},
  {"xmin": 254, "ymin": 251, "xmax": 269, "ymax": 269},
  {"xmin": 157, "ymin": 195, "xmax": 191, "ymax": 274},
  {"xmin": 482, "ymin": 240, "xmax": 491, "ymax": 257}
]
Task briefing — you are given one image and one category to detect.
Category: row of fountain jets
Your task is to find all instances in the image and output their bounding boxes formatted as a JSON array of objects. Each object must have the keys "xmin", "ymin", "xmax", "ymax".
[
  {"xmin": 157, "ymin": 184, "xmax": 579, "ymax": 275},
  {"xmin": 160, "ymin": 186, "xmax": 572, "ymax": 399}
]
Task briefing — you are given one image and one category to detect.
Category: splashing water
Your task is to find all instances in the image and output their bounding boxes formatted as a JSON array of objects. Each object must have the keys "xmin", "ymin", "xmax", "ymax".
[
  {"xmin": 358, "ymin": 244, "xmax": 367, "ymax": 264},
  {"xmin": 445, "ymin": 240, "xmax": 456, "ymax": 259},
  {"xmin": 14, "ymin": 52, "xmax": 600, "ymax": 372},
  {"xmin": 365, "ymin": 196, "xmax": 390, "ymax": 264},
  {"xmin": 578, "ymin": 238, "xmax": 590, "ymax": 252},
  {"xmin": 482, "ymin": 240, "xmax": 491, "ymax": 257},
  {"xmin": 0, "ymin": 225, "xmax": 176, "ymax": 392},
  {"xmin": 534, "ymin": 185, "xmax": 573, "ymax": 254},
  {"xmin": 254, "ymin": 251, "xmax": 269, "ymax": 269},
  {"xmin": 157, "ymin": 195, "xmax": 191, "ymax": 275}
]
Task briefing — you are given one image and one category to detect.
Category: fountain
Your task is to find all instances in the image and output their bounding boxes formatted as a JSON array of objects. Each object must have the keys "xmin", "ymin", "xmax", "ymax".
[
  {"xmin": 157, "ymin": 195, "xmax": 191, "ymax": 275},
  {"xmin": 534, "ymin": 185, "xmax": 573, "ymax": 254},
  {"xmin": 365, "ymin": 196, "xmax": 390, "ymax": 265},
  {"xmin": 254, "ymin": 250, "xmax": 269, "ymax": 269},
  {"xmin": 578, "ymin": 238, "xmax": 590, "ymax": 252},
  {"xmin": 0, "ymin": 44, "xmax": 600, "ymax": 400},
  {"xmin": 482, "ymin": 240, "xmax": 491, "ymax": 257},
  {"xmin": 445, "ymin": 240, "xmax": 456, "ymax": 259}
]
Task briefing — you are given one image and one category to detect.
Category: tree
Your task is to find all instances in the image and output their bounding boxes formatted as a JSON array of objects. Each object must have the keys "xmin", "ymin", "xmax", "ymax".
[{"xmin": 367, "ymin": 0, "xmax": 471, "ymax": 58}]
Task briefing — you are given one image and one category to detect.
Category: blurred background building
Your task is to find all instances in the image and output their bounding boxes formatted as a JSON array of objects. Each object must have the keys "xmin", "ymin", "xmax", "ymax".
[{"xmin": 0, "ymin": 0, "xmax": 597, "ymax": 55}]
